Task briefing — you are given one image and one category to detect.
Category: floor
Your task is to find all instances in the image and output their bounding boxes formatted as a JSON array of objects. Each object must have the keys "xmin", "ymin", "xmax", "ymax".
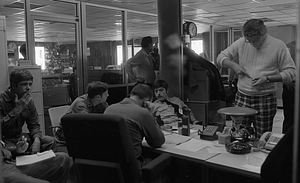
[{"xmin": 272, "ymin": 108, "xmax": 284, "ymax": 134}]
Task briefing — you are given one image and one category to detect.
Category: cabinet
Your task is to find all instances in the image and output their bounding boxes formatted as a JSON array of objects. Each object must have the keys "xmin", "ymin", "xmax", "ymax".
[
  {"xmin": 186, "ymin": 100, "xmax": 225, "ymax": 126},
  {"xmin": 8, "ymin": 66, "xmax": 45, "ymax": 135},
  {"xmin": 185, "ymin": 70, "xmax": 226, "ymax": 125}
]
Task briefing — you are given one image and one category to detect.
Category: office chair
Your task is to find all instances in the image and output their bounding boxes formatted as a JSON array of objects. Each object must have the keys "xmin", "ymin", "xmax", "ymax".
[
  {"xmin": 61, "ymin": 113, "xmax": 172, "ymax": 183},
  {"xmin": 48, "ymin": 105, "xmax": 70, "ymax": 144}
]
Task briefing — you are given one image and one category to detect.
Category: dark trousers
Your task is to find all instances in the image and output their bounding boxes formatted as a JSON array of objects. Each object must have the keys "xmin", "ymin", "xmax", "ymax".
[
  {"xmin": 4, "ymin": 134, "xmax": 57, "ymax": 153},
  {"xmin": 3, "ymin": 152, "xmax": 71, "ymax": 183},
  {"xmin": 282, "ymin": 82, "xmax": 295, "ymax": 133}
]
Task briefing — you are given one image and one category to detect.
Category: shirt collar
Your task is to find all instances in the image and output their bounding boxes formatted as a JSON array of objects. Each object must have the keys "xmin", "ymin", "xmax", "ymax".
[{"xmin": 141, "ymin": 49, "xmax": 150, "ymax": 57}]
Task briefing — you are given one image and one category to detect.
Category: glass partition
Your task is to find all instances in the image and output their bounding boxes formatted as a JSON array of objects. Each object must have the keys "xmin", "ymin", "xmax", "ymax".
[
  {"xmin": 4, "ymin": 1, "xmax": 26, "ymax": 66},
  {"xmin": 85, "ymin": 6, "xmax": 123, "ymax": 85},
  {"xmin": 34, "ymin": 20, "xmax": 77, "ymax": 107}
]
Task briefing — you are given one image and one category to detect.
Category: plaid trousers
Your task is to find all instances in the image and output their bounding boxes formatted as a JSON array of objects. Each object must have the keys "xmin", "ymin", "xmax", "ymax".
[{"xmin": 234, "ymin": 91, "xmax": 277, "ymax": 138}]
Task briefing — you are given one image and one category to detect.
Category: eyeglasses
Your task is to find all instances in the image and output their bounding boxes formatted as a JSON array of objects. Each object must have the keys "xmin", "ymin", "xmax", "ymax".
[{"xmin": 245, "ymin": 34, "xmax": 262, "ymax": 44}]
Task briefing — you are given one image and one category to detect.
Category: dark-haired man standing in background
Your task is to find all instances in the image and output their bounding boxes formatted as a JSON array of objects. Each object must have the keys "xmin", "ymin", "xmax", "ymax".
[{"xmin": 125, "ymin": 36, "xmax": 156, "ymax": 87}]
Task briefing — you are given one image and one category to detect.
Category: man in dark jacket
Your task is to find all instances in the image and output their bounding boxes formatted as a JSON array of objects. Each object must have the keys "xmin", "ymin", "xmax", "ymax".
[{"xmin": 1, "ymin": 69, "xmax": 56, "ymax": 154}]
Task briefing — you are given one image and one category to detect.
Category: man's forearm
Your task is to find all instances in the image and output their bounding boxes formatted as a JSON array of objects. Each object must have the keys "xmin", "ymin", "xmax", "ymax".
[
  {"xmin": 265, "ymin": 74, "xmax": 282, "ymax": 83},
  {"xmin": 222, "ymin": 58, "xmax": 239, "ymax": 70},
  {"xmin": 1, "ymin": 107, "xmax": 23, "ymax": 124}
]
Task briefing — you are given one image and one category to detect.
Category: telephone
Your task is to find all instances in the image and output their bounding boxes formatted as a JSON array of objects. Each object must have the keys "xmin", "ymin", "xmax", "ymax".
[
  {"xmin": 259, "ymin": 132, "xmax": 284, "ymax": 151},
  {"xmin": 199, "ymin": 125, "xmax": 219, "ymax": 141}
]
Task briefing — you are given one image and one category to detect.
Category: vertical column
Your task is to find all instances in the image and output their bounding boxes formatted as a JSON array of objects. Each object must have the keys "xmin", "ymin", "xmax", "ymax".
[
  {"xmin": 0, "ymin": 15, "xmax": 7, "ymax": 183},
  {"xmin": 122, "ymin": 11, "xmax": 128, "ymax": 85},
  {"xmin": 79, "ymin": 2, "xmax": 87, "ymax": 95},
  {"xmin": 209, "ymin": 25, "xmax": 214, "ymax": 64},
  {"xmin": 0, "ymin": 16, "xmax": 8, "ymax": 91},
  {"xmin": 293, "ymin": 1, "xmax": 300, "ymax": 181},
  {"xmin": 24, "ymin": 0, "xmax": 35, "ymax": 63},
  {"xmin": 157, "ymin": 0, "xmax": 182, "ymax": 98}
]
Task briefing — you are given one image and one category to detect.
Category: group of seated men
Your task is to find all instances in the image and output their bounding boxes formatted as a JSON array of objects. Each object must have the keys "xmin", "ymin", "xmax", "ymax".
[
  {"xmin": 1, "ymin": 69, "xmax": 292, "ymax": 183},
  {"xmin": 0, "ymin": 69, "xmax": 199, "ymax": 182}
]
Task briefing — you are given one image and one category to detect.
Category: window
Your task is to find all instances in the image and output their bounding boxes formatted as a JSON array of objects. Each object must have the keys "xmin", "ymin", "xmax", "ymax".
[
  {"xmin": 18, "ymin": 46, "xmax": 46, "ymax": 70},
  {"xmin": 191, "ymin": 40, "xmax": 203, "ymax": 55},
  {"xmin": 117, "ymin": 41, "xmax": 203, "ymax": 65},
  {"xmin": 117, "ymin": 45, "xmax": 141, "ymax": 65},
  {"xmin": 35, "ymin": 47, "xmax": 45, "ymax": 70}
]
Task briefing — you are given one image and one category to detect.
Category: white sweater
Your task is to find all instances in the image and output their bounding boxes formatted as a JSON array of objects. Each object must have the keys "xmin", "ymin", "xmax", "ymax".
[{"xmin": 217, "ymin": 35, "xmax": 296, "ymax": 96}]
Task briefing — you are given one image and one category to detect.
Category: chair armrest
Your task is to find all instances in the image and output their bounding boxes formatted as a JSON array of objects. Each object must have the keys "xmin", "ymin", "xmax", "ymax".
[
  {"xmin": 50, "ymin": 126, "xmax": 66, "ymax": 144},
  {"xmin": 141, "ymin": 153, "xmax": 172, "ymax": 181}
]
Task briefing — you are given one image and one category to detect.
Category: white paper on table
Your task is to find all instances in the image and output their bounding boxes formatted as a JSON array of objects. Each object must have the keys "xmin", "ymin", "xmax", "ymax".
[
  {"xmin": 16, "ymin": 150, "xmax": 56, "ymax": 166},
  {"xmin": 174, "ymin": 138, "xmax": 212, "ymax": 152},
  {"xmin": 242, "ymin": 164, "xmax": 261, "ymax": 172},
  {"xmin": 245, "ymin": 152, "xmax": 267, "ymax": 167},
  {"xmin": 207, "ymin": 146, "xmax": 228, "ymax": 154},
  {"xmin": 165, "ymin": 133, "xmax": 192, "ymax": 145},
  {"xmin": 162, "ymin": 130, "xmax": 172, "ymax": 135}
]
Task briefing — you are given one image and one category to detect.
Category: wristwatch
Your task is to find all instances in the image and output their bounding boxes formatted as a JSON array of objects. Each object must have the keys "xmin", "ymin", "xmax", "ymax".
[{"xmin": 266, "ymin": 76, "xmax": 270, "ymax": 83}]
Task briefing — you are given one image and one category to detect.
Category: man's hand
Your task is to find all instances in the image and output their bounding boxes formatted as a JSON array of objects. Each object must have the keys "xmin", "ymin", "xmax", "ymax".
[
  {"xmin": 182, "ymin": 106, "xmax": 191, "ymax": 115},
  {"xmin": 16, "ymin": 136, "xmax": 29, "ymax": 153},
  {"xmin": 14, "ymin": 92, "xmax": 32, "ymax": 112},
  {"xmin": 135, "ymin": 77, "xmax": 145, "ymax": 84},
  {"xmin": 233, "ymin": 65, "xmax": 251, "ymax": 78},
  {"xmin": 143, "ymin": 101, "xmax": 155, "ymax": 114},
  {"xmin": 31, "ymin": 137, "xmax": 41, "ymax": 154},
  {"xmin": 252, "ymin": 76, "xmax": 267, "ymax": 86}
]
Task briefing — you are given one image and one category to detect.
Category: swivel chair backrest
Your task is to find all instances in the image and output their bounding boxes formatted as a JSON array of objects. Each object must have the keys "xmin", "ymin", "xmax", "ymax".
[{"xmin": 61, "ymin": 113, "xmax": 140, "ymax": 183}]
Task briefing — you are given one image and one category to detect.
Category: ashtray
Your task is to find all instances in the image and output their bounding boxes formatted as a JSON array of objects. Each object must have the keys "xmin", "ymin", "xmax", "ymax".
[{"xmin": 225, "ymin": 141, "xmax": 252, "ymax": 154}]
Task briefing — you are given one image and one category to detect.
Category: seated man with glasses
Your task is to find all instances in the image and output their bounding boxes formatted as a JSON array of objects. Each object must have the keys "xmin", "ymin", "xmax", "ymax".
[{"xmin": 216, "ymin": 19, "xmax": 296, "ymax": 138}]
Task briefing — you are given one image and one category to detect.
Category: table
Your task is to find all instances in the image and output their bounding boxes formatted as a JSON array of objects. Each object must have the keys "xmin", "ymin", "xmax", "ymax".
[
  {"xmin": 143, "ymin": 126, "xmax": 219, "ymax": 183},
  {"xmin": 142, "ymin": 124, "xmax": 266, "ymax": 183},
  {"xmin": 206, "ymin": 151, "xmax": 267, "ymax": 182}
]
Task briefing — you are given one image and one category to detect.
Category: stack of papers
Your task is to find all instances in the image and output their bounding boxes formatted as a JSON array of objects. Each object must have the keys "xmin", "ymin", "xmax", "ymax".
[
  {"xmin": 165, "ymin": 133, "xmax": 191, "ymax": 145},
  {"xmin": 16, "ymin": 150, "xmax": 56, "ymax": 166}
]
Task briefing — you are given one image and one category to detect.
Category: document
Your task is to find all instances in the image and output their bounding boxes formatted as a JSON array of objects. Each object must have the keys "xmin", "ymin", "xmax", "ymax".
[
  {"xmin": 207, "ymin": 146, "xmax": 228, "ymax": 154},
  {"xmin": 165, "ymin": 133, "xmax": 191, "ymax": 145},
  {"xmin": 174, "ymin": 138, "xmax": 212, "ymax": 152},
  {"xmin": 245, "ymin": 152, "xmax": 267, "ymax": 167},
  {"xmin": 16, "ymin": 150, "xmax": 56, "ymax": 166}
]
